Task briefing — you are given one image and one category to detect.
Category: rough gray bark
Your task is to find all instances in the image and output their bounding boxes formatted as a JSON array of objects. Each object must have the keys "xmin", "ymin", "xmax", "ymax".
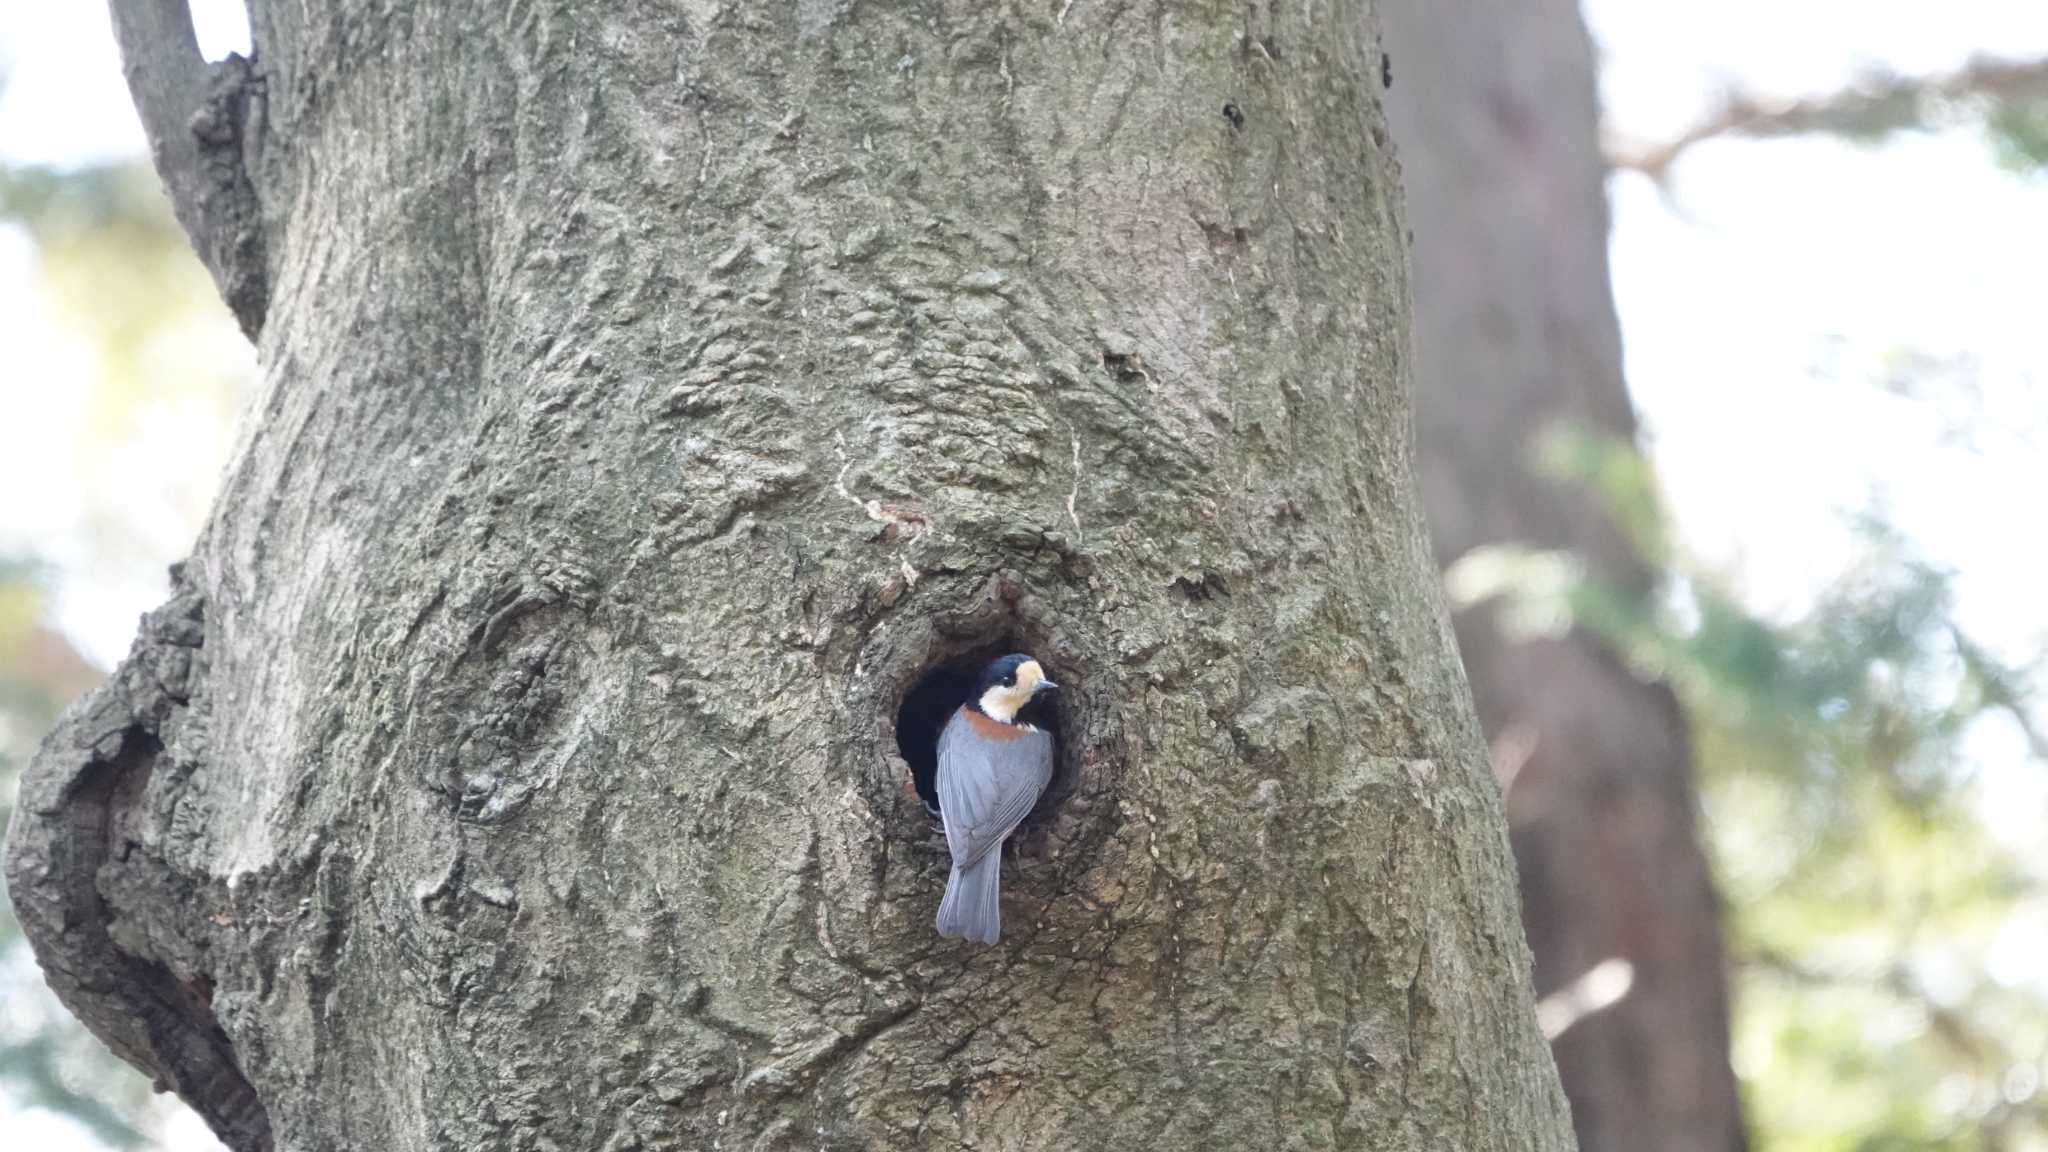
[
  {"xmin": 1380, "ymin": 2, "xmax": 1746, "ymax": 1151},
  {"xmin": 10, "ymin": 3, "xmax": 1574, "ymax": 1150}
]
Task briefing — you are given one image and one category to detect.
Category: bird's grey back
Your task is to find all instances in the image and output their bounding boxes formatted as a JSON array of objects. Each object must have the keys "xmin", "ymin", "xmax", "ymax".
[{"xmin": 936, "ymin": 710, "xmax": 1053, "ymax": 868}]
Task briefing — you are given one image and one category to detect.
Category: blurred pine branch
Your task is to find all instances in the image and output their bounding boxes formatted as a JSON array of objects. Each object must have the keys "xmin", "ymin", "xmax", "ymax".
[{"xmin": 1607, "ymin": 54, "xmax": 2048, "ymax": 179}]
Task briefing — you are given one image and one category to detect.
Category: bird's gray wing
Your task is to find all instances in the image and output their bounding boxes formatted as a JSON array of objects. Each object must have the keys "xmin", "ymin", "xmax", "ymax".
[{"xmin": 936, "ymin": 712, "xmax": 1054, "ymax": 869}]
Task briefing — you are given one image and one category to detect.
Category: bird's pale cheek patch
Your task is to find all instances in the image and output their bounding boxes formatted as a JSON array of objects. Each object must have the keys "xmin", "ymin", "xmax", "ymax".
[{"xmin": 978, "ymin": 682, "xmax": 1035, "ymax": 723}]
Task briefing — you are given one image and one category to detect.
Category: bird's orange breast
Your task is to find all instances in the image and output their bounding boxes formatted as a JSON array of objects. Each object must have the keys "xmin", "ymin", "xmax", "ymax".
[{"xmin": 962, "ymin": 707, "xmax": 1031, "ymax": 743}]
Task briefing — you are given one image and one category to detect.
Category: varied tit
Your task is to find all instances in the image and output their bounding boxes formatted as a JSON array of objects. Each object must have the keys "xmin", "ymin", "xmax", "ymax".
[{"xmin": 935, "ymin": 654, "xmax": 1059, "ymax": 944}]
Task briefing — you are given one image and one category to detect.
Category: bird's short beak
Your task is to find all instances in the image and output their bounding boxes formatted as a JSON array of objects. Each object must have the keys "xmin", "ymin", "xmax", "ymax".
[{"xmin": 1036, "ymin": 678, "xmax": 1060, "ymax": 693}]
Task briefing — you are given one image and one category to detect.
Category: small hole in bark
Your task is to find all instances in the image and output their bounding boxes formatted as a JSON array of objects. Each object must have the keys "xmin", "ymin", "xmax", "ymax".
[
  {"xmin": 1172, "ymin": 570, "xmax": 1229, "ymax": 601},
  {"xmin": 1221, "ymin": 102, "xmax": 1245, "ymax": 130},
  {"xmin": 897, "ymin": 663, "xmax": 972, "ymax": 818},
  {"xmin": 895, "ymin": 638, "xmax": 1068, "ymax": 829},
  {"xmin": 1100, "ymin": 348, "xmax": 1148, "ymax": 384}
]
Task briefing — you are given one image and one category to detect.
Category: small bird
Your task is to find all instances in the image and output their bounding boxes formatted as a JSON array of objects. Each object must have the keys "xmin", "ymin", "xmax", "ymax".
[{"xmin": 935, "ymin": 653, "xmax": 1058, "ymax": 944}]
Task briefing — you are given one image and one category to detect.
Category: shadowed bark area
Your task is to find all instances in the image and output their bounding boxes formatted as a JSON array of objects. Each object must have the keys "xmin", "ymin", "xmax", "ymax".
[
  {"xmin": 1380, "ymin": 2, "xmax": 1746, "ymax": 1150},
  {"xmin": 9, "ymin": 2, "xmax": 1573, "ymax": 1149}
]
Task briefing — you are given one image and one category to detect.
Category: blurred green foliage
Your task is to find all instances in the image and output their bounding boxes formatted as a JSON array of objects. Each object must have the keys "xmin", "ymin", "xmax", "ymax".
[
  {"xmin": 0, "ymin": 150, "xmax": 243, "ymax": 1147},
  {"xmin": 0, "ymin": 559, "xmax": 151, "ymax": 1148},
  {"xmin": 1987, "ymin": 100, "xmax": 2048, "ymax": 174},
  {"xmin": 1826, "ymin": 58, "xmax": 2048, "ymax": 175},
  {"xmin": 0, "ymin": 162, "xmax": 231, "ymax": 445},
  {"xmin": 1450, "ymin": 428, "xmax": 2048, "ymax": 1152}
]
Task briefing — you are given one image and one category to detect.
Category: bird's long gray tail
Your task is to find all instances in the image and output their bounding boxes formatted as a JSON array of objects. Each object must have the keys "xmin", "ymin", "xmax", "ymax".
[{"xmin": 937, "ymin": 853, "xmax": 1002, "ymax": 944}]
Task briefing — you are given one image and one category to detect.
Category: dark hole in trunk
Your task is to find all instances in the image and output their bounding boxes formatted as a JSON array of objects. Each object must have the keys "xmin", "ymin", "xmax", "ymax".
[{"xmin": 895, "ymin": 641, "xmax": 1065, "ymax": 825}]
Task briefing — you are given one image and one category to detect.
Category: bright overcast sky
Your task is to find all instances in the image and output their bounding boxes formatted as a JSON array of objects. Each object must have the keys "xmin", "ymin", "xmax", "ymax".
[
  {"xmin": 1588, "ymin": 0, "xmax": 2048, "ymax": 653},
  {"xmin": 3, "ymin": 2, "xmax": 2048, "ymax": 1148}
]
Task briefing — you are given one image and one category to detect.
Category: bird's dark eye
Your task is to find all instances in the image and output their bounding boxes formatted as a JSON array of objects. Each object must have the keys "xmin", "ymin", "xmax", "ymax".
[{"xmin": 1003, "ymin": 673, "xmax": 1016, "ymax": 686}]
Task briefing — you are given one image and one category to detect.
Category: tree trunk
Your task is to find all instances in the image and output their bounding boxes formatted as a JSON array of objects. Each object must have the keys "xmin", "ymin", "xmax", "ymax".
[
  {"xmin": 1379, "ymin": 3, "xmax": 1746, "ymax": 1150},
  {"xmin": 9, "ymin": 3, "xmax": 1573, "ymax": 1150}
]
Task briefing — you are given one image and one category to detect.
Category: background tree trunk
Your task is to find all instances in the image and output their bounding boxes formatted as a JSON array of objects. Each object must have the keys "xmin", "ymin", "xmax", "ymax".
[
  {"xmin": 9, "ymin": 3, "xmax": 1573, "ymax": 1150},
  {"xmin": 1379, "ymin": 2, "xmax": 1746, "ymax": 1150}
]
